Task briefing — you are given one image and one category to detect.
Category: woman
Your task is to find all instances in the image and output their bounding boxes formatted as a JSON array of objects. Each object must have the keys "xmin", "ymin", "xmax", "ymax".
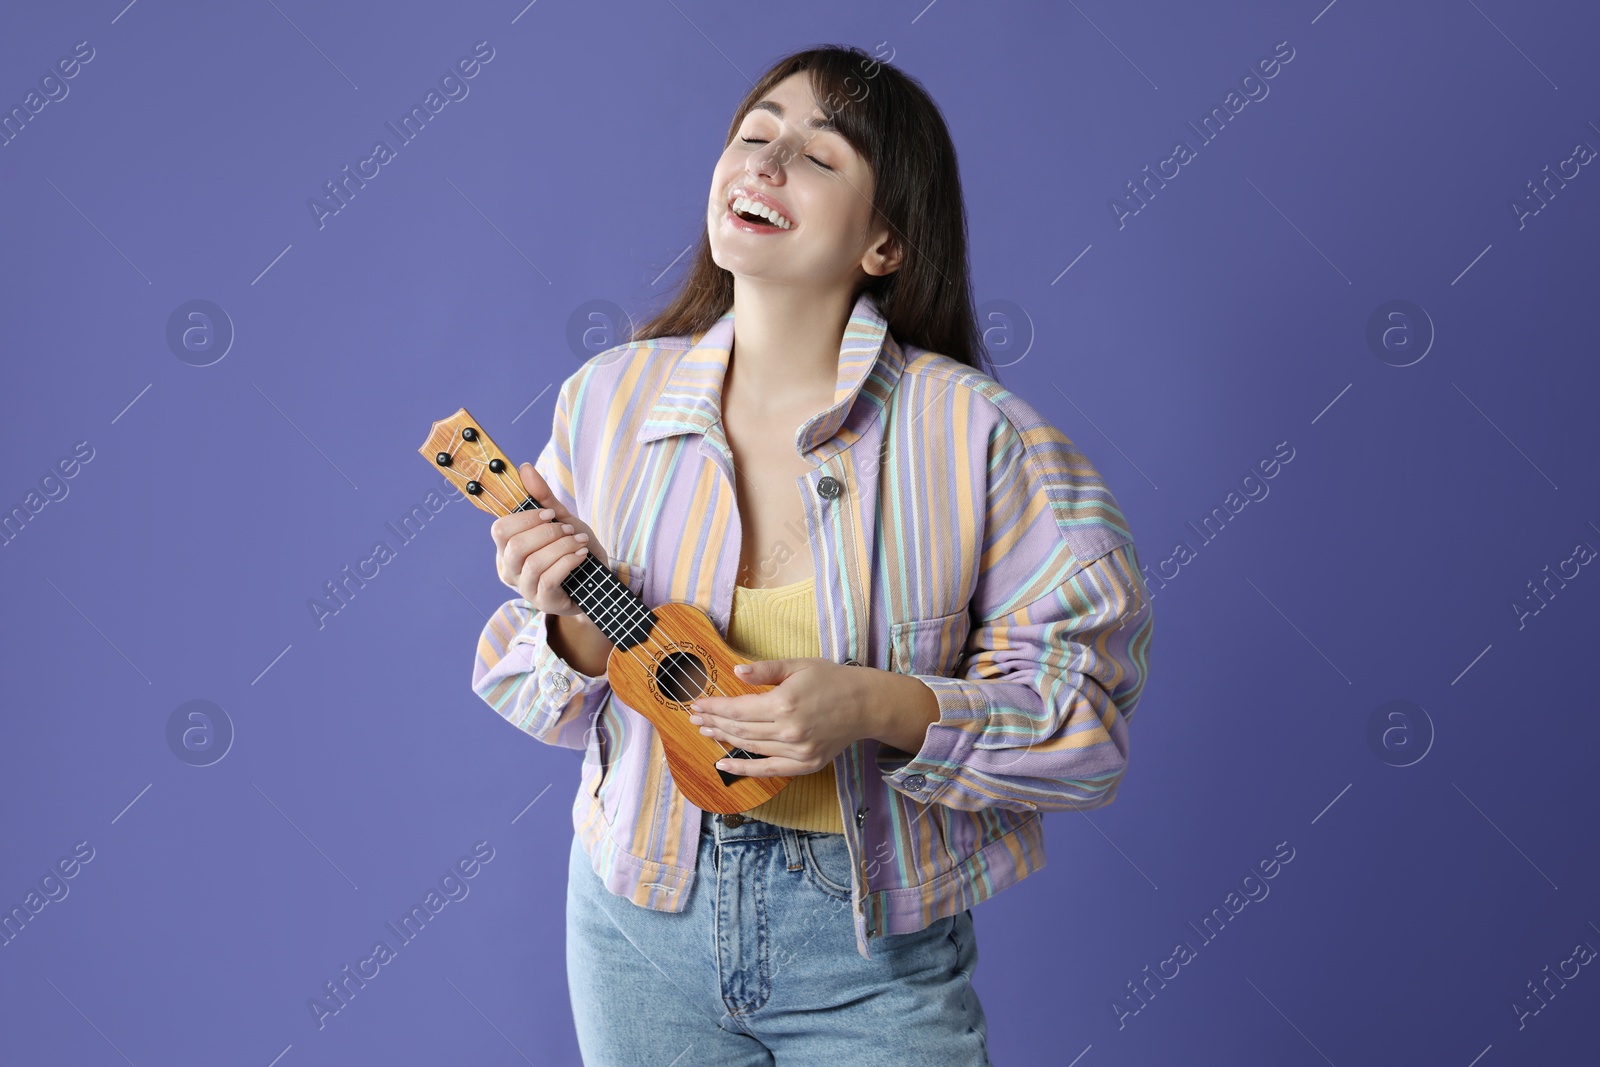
[{"xmin": 476, "ymin": 44, "xmax": 1153, "ymax": 1065}]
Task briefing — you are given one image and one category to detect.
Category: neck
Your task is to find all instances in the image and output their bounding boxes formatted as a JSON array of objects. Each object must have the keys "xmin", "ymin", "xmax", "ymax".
[
  {"xmin": 723, "ymin": 282, "xmax": 859, "ymax": 413},
  {"xmin": 511, "ymin": 495, "xmax": 654, "ymax": 650}
]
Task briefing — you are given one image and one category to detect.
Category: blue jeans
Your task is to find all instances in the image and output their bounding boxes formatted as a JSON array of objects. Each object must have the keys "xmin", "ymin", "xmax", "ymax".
[{"xmin": 566, "ymin": 810, "xmax": 992, "ymax": 1065}]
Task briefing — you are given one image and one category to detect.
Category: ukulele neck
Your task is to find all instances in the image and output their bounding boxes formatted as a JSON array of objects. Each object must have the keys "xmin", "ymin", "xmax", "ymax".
[{"xmin": 512, "ymin": 495, "xmax": 653, "ymax": 651}]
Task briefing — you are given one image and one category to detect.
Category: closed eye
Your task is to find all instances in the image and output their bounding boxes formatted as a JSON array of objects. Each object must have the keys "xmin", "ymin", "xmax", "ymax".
[{"xmin": 739, "ymin": 137, "xmax": 833, "ymax": 170}]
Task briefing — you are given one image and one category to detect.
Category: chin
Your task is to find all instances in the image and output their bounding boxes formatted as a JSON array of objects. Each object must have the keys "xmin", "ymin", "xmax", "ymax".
[{"xmin": 708, "ymin": 246, "xmax": 767, "ymax": 278}]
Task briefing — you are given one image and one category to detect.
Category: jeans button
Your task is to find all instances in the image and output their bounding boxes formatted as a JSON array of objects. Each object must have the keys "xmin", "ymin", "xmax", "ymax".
[{"xmin": 723, "ymin": 814, "xmax": 745, "ymax": 828}]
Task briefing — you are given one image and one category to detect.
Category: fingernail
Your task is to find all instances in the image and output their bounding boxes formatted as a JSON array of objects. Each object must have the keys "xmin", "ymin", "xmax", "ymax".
[
  {"xmin": 576, "ymin": 547, "xmax": 588, "ymax": 556},
  {"xmin": 575, "ymin": 532, "xmax": 588, "ymax": 542},
  {"xmin": 561, "ymin": 523, "xmax": 574, "ymax": 533},
  {"xmin": 734, "ymin": 663, "xmax": 751, "ymax": 673}
]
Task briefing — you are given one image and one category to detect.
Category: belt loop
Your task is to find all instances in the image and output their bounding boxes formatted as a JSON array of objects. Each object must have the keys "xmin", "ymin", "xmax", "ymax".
[{"xmin": 779, "ymin": 827, "xmax": 803, "ymax": 871}]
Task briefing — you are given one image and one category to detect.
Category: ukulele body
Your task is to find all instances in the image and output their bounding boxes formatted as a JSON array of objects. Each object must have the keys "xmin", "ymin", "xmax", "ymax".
[{"xmin": 605, "ymin": 601, "xmax": 793, "ymax": 814}]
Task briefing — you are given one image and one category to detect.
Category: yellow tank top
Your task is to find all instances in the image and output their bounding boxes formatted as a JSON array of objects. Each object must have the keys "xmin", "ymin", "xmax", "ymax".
[{"xmin": 724, "ymin": 573, "xmax": 845, "ymax": 834}]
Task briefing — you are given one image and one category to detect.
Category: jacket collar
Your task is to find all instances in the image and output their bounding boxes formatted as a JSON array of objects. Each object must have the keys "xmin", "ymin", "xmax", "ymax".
[{"xmin": 636, "ymin": 289, "xmax": 903, "ymax": 459}]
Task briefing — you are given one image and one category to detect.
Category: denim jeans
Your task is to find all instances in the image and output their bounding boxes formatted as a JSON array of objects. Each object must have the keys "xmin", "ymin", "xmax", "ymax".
[{"xmin": 565, "ymin": 810, "xmax": 992, "ymax": 1066}]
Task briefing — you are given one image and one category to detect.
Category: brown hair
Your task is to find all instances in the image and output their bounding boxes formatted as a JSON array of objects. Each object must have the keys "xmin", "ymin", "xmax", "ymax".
[{"xmin": 630, "ymin": 44, "xmax": 994, "ymax": 378}]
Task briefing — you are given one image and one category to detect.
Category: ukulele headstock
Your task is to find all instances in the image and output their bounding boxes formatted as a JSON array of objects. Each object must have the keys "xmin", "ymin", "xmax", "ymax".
[{"xmin": 418, "ymin": 408, "xmax": 531, "ymax": 518}]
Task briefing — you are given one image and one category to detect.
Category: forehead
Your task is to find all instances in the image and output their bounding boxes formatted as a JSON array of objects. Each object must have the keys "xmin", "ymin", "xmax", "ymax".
[{"xmin": 745, "ymin": 74, "xmax": 836, "ymax": 131}]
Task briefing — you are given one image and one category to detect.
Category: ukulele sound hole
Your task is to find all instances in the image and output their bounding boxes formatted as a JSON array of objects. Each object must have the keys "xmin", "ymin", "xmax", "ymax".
[{"xmin": 655, "ymin": 651, "xmax": 710, "ymax": 704}]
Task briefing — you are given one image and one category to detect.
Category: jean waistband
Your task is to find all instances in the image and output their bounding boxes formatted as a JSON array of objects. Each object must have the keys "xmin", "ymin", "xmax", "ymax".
[{"xmin": 699, "ymin": 809, "xmax": 843, "ymax": 840}]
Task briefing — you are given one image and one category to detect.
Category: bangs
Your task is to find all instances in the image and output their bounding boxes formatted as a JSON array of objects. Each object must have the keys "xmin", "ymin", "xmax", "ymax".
[
  {"xmin": 797, "ymin": 55, "xmax": 892, "ymax": 175},
  {"xmin": 727, "ymin": 51, "xmax": 896, "ymax": 181}
]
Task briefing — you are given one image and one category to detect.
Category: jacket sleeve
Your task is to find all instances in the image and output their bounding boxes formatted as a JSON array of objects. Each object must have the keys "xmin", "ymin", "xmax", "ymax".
[
  {"xmin": 469, "ymin": 376, "xmax": 612, "ymax": 752},
  {"xmin": 473, "ymin": 596, "xmax": 612, "ymax": 752},
  {"xmin": 878, "ymin": 400, "xmax": 1154, "ymax": 813}
]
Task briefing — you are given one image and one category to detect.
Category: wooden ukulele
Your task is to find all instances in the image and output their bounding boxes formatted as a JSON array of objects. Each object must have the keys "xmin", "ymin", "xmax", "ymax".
[{"xmin": 420, "ymin": 408, "xmax": 793, "ymax": 814}]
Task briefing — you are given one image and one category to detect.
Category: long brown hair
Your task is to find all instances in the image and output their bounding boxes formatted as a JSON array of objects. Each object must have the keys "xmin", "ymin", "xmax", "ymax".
[{"xmin": 630, "ymin": 45, "xmax": 994, "ymax": 379}]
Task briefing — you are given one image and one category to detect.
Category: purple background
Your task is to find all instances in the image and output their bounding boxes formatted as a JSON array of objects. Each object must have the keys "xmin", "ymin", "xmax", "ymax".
[{"xmin": 4, "ymin": 1, "xmax": 1598, "ymax": 1064}]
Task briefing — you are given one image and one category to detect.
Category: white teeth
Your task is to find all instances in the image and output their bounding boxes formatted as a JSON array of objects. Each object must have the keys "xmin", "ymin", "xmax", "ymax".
[{"xmin": 731, "ymin": 196, "xmax": 792, "ymax": 229}]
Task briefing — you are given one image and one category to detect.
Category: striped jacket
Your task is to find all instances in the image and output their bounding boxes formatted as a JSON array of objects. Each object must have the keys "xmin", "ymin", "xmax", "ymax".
[{"xmin": 471, "ymin": 290, "xmax": 1153, "ymax": 959}]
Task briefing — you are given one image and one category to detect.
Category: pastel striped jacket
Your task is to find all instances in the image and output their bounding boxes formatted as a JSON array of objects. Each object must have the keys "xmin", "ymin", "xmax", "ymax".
[{"xmin": 471, "ymin": 289, "xmax": 1154, "ymax": 959}]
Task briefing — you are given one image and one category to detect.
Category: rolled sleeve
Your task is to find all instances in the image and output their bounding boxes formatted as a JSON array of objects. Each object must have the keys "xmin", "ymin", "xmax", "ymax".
[
  {"xmin": 472, "ymin": 598, "xmax": 611, "ymax": 751},
  {"xmin": 881, "ymin": 541, "xmax": 1151, "ymax": 811}
]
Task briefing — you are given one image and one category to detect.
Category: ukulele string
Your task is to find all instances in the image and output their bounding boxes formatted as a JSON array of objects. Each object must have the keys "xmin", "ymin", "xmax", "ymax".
[{"xmin": 449, "ymin": 434, "xmax": 746, "ymax": 764}]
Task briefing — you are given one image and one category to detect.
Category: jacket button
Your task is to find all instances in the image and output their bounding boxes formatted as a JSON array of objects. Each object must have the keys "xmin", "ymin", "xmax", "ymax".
[
  {"xmin": 549, "ymin": 673, "xmax": 570, "ymax": 692},
  {"xmin": 904, "ymin": 773, "xmax": 926, "ymax": 791},
  {"xmin": 855, "ymin": 806, "xmax": 869, "ymax": 827},
  {"xmin": 843, "ymin": 658, "xmax": 861, "ymax": 667},
  {"xmin": 815, "ymin": 475, "xmax": 842, "ymax": 499}
]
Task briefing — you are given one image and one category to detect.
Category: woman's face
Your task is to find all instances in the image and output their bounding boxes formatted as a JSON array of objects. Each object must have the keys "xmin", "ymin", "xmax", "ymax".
[{"xmin": 706, "ymin": 71, "xmax": 899, "ymax": 291}]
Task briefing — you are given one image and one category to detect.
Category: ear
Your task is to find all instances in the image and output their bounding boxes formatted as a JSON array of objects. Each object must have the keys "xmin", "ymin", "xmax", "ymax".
[{"xmin": 860, "ymin": 224, "xmax": 904, "ymax": 278}]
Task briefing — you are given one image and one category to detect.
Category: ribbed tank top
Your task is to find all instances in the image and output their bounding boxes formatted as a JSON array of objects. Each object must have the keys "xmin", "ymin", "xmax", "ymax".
[{"xmin": 724, "ymin": 573, "xmax": 845, "ymax": 834}]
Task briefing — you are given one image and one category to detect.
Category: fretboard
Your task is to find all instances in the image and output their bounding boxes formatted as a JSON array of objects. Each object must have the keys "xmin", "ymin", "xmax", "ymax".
[{"xmin": 514, "ymin": 496, "xmax": 654, "ymax": 650}]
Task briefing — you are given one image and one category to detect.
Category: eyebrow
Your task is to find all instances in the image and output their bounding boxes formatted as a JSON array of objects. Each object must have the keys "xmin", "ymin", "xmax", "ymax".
[{"xmin": 750, "ymin": 99, "xmax": 837, "ymax": 131}]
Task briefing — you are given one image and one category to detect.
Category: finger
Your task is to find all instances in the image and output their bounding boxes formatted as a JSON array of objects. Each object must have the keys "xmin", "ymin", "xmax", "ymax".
[
  {"xmin": 691, "ymin": 694, "xmax": 778, "ymax": 725},
  {"xmin": 502, "ymin": 518, "xmax": 569, "ymax": 563},
  {"xmin": 497, "ymin": 520, "xmax": 566, "ymax": 585},
  {"xmin": 730, "ymin": 658, "xmax": 789, "ymax": 685},
  {"xmin": 490, "ymin": 506, "xmax": 552, "ymax": 550},
  {"xmin": 524, "ymin": 533, "xmax": 590, "ymax": 586},
  {"xmin": 693, "ymin": 714, "xmax": 783, "ymax": 744},
  {"xmin": 714, "ymin": 753, "xmax": 808, "ymax": 777},
  {"xmin": 517, "ymin": 462, "xmax": 568, "ymax": 518},
  {"xmin": 504, "ymin": 521, "xmax": 584, "ymax": 579},
  {"xmin": 520, "ymin": 542, "xmax": 589, "ymax": 602},
  {"xmin": 539, "ymin": 544, "xmax": 592, "ymax": 601}
]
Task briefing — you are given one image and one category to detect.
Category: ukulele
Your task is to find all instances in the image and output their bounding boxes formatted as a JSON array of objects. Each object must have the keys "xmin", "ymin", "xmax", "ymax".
[{"xmin": 420, "ymin": 407, "xmax": 793, "ymax": 814}]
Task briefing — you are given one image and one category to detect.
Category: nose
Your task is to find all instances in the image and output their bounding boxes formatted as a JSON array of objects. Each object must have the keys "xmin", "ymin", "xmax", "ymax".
[{"xmin": 746, "ymin": 137, "xmax": 790, "ymax": 182}]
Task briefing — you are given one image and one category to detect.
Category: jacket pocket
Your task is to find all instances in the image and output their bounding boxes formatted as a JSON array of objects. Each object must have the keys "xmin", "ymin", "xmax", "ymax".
[
  {"xmin": 609, "ymin": 557, "xmax": 645, "ymax": 599},
  {"xmin": 889, "ymin": 608, "xmax": 971, "ymax": 677}
]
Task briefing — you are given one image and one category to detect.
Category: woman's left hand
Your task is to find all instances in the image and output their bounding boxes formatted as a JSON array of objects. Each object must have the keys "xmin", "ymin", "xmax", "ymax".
[{"xmin": 688, "ymin": 659, "xmax": 874, "ymax": 776}]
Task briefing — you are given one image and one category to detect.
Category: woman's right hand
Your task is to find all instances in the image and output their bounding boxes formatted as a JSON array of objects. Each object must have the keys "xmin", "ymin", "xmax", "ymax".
[{"xmin": 491, "ymin": 462, "xmax": 609, "ymax": 616}]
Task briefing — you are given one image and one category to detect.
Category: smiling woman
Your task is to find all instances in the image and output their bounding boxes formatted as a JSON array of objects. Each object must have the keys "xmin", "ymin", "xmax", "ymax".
[
  {"xmin": 533, "ymin": 47, "xmax": 996, "ymax": 1062},
  {"xmin": 473, "ymin": 41, "xmax": 1153, "ymax": 1067}
]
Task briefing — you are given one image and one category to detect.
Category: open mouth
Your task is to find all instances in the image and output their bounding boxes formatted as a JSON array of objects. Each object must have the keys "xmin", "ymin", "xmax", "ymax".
[{"xmin": 727, "ymin": 195, "xmax": 794, "ymax": 230}]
